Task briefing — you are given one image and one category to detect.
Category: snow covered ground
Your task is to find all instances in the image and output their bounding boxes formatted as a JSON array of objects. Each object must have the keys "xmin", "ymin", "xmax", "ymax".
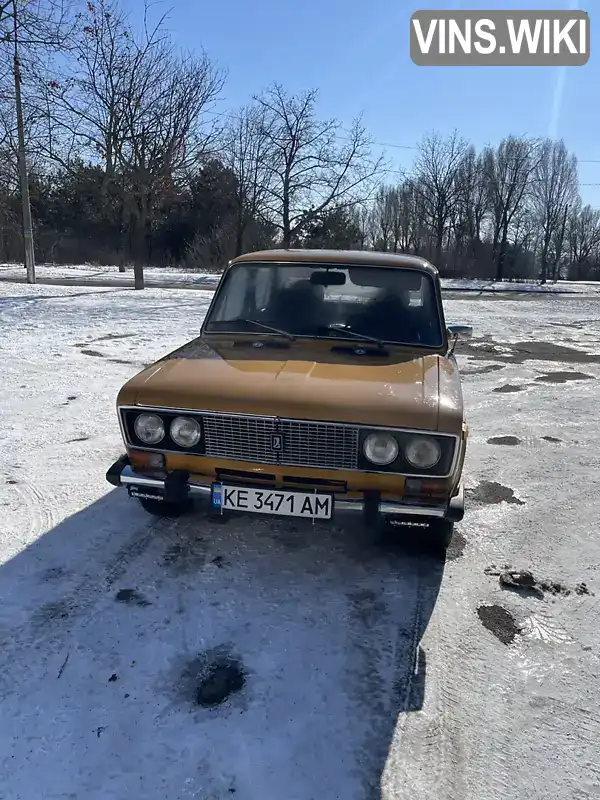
[
  {"xmin": 0, "ymin": 262, "xmax": 220, "ymax": 289},
  {"xmin": 2, "ymin": 261, "xmax": 600, "ymax": 294},
  {"xmin": 1, "ymin": 283, "xmax": 600, "ymax": 799}
]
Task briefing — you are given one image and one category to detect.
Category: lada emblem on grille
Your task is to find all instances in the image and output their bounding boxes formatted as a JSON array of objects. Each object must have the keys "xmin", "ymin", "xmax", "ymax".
[{"xmin": 271, "ymin": 434, "xmax": 283, "ymax": 451}]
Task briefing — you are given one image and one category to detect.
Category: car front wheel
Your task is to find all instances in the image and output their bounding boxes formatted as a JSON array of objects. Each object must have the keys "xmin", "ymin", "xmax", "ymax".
[{"xmin": 427, "ymin": 519, "xmax": 454, "ymax": 553}]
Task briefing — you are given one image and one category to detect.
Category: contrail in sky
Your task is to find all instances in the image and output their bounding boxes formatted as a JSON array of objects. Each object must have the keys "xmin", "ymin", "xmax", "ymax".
[{"xmin": 549, "ymin": 0, "xmax": 579, "ymax": 139}]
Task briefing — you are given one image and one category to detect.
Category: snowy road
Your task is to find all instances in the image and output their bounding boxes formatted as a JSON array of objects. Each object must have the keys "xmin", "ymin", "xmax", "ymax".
[{"xmin": 1, "ymin": 283, "xmax": 600, "ymax": 799}]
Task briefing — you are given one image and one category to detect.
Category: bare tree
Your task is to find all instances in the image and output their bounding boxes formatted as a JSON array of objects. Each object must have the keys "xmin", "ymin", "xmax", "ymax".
[
  {"xmin": 484, "ymin": 136, "xmax": 541, "ymax": 281},
  {"xmin": 531, "ymin": 139, "xmax": 579, "ymax": 283},
  {"xmin": 412, "ymin": 130, "xmax": 469, "ymax": 268},
  {"xmin": 453, "ymin": 147, "xmax": 490, "ymax": 269},
  {"xmin": 120, "ymin": 47, "xmax": 223, "ymax": 285},
  {"xmin": 568, "ymin": 204, "xmax": 600, "ymax": 279},
  {"xmin": 351, "ymin": 202, "xmax": 370, "ymax": 249},
  {"xmin": 369, "ymin": 185, "xmax": 397, "ymax": 251},
  {"xmin": 222, "ymin": 103, "xmax": 272, "ymax": 256},
  {"xmin": 46, "ymin": 0, "xmax": 223, "ymax": 286},
  {"xmin": 255, "ymin": 84, "xmax": 383, "ymax": 247}
]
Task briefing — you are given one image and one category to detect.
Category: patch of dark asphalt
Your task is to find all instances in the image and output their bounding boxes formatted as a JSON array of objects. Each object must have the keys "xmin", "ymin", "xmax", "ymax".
[
  {"xmin": 467, "ymin": 481, "xmax": 525, "ymax": 506},
  {"xmin": 347, "ymin": 588, "xmax": 387, "ymax": 627},
  {"xmin": 30, "ymin": 599, "xmax": 73, "ymax": 627},
  {"xmin": 461, "ymin": 364, "xmax": 505, "ymax": 376},
  {"xmin": 534, "ymin": 371, "xmax": 594, "ymax": 384},
  {"xmin": 197, "ymin": 661, "xmax": 245, "ymax": 708},
  {"xmin": 115, "ymin": 588, "xmax": 152, "ymax": 607},
  {"xmin": 80, "ymin": 348, "xmax": 106, "ymax": 358},
  {"xmin": 5, "ymin": 478, "xmax": 18, "ymax": 485},
  {"xmin": 485, "ymin": 566, "xmax": 594, "ymax": 598},
  {"xmin": 67, "ymin": 435, "xmax": 90, "ymax": 443},
  {"xmin": 487, "ymin": 436, "xmax": 522, "ymax": 446},
  {"xmin": 268, "ymin": 524, "xmax": 310, "ymax": 552},
  {"xmin": 477, "ymin": 604, "xmax": 520, "ymax": 645},
  {"xmin": 493, "ymin": 384, "xmax": 527, "ymax": 393},
  {"xmin": 459, "ymin": 338, "xmax": 600, "ymax": 365},
  {"xmin": 75, "ymin": 333, "xmax": 135, "ymax": 347},
  {"xmin": 446, "ymin": 528, "xmax": 466, "ymax": 561},
  {"xmin": 108, "ymin": 673, "xmax": 118, "ymax": 683},
  {"xmin": 542, "ymin": 435, "xmax": 563, "ymax": 443},
  {"xmin": 96, "ymin": 333, "xmax": 136, "ymax": 342},
  {"xmin": 161, "ymin": 536, "xmax": 209, "ymax": 574},
  {"xmin": 512, "ymin": 341, "xmax": 600, "ymax": 364},
  {"xmin": 178, "ymin": 646, "xmax": 246, "ymax": 708},
  {"xmin": 108, "ymin": 358, "xmax": 144, "ymax": 367},
  {"xmin": 40, "ymin": 566, "xmax": 71, "ymax": 583}
]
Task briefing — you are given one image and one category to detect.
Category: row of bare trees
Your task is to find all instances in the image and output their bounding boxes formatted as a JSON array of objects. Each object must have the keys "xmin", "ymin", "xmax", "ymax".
[
  {"xmin": 0, "ymin": 0, "xmax": 382, "ymax": 285},
  {"xmin": 363, "ymin": 132, "xmax": 600, "ymax": 281},
  {"xmin": 1, "ymin": 0, "xmax": 599, "ymax": 284}
]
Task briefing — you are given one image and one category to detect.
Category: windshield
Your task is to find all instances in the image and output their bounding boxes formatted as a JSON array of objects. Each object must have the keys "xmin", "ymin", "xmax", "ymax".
[{"xmin": 204, "ymin": 262, "xmax": 444, "ymax": 348}]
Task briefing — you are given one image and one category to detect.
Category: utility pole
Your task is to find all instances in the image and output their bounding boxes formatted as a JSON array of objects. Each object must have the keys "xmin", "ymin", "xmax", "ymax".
[{"xmin": 12, "ymin": 0, "xmax": 35, "ymax": 283}]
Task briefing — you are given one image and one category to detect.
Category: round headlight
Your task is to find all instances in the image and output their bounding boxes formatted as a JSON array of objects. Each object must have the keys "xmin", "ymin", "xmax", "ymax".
[
  {"xmin": 363, "ymin": 432, "xmax": 399, "ymax": 466},
  {"xmin": 134, "ymin": 413, "xmax": 165, "ymax": 445},
  {"xmin": 405, "ymin": 436, "xmax": 441, "ymax": 469},
  {"xmin": 170, "ymin": 416, "xmax": 201, "ymax": 448}
]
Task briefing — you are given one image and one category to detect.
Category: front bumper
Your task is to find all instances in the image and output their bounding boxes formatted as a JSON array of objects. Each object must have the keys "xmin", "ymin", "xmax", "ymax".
[{"xmin": 106, "ymin": 456, "xmax": 464, "ymax": 523}]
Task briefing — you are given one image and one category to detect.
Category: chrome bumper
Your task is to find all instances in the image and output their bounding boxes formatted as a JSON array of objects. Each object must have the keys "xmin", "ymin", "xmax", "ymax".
[{"xmin": 107, "ymin": 459, "xmax": 464, "ymax": 522}]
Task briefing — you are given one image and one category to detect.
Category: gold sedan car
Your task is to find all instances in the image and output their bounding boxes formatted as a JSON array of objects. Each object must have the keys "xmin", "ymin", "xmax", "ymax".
[{"xmin": 106, "ymin": 249, "xmax": 471, "ymax": 552}]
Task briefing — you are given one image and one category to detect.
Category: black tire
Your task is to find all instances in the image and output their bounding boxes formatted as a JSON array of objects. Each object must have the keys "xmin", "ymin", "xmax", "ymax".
[
  {"xmin": 427, "ymin": 519, "xmax": 454, "ymax": 555},
  {"xmin": 138, "ymin": 497, "xmax": 192, "ymax": 518}
]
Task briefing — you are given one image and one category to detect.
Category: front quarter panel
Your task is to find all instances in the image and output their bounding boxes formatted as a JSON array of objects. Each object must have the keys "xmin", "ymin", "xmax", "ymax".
[{"xmin": 436, "ymin": 356, "xmax": 465, "ymax": 435}]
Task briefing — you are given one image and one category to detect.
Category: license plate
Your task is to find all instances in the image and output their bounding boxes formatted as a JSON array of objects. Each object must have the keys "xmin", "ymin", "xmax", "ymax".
[{"xmin": 211, "ymin": 484, "xmax": 333, "ymax": 520}]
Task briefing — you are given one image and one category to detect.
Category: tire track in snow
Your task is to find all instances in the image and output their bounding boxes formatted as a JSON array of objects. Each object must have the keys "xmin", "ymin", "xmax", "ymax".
[
  {"xmin": 349, "ymin": 549, "xmax": 433, "ymax": 799},
  {"xmin": 0, "ymin": 512, "xmax": 174, "ymax": 700},
  {"xmin": 12, "ymin": 478, "xmax": 59, "ymax": 541},
  {"xmin": 380, "ymin": 555, "xmax": 473, "ymax": 800},
  {"xmin": 383, "ymin": 567, "xmax": 530, "ymax": 799}
]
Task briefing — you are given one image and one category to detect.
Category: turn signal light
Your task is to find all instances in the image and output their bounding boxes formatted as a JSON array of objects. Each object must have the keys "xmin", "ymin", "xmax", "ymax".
[
  {"xmin": 404, "ymin": 478, "xmax": 448, "ymax": 498},
  {"xmin": 129, "ymin": 450, "xmax": 165, "ymax": 470}
]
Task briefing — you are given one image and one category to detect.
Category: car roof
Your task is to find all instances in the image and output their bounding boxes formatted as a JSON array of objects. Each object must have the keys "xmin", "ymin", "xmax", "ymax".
[{"xmin": 229, "ymin": 249, "xmax": 439, "ymax": 276}]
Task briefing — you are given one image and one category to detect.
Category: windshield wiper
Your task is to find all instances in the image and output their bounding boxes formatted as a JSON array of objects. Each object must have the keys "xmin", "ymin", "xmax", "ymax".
[
  {"xmin": 216, "ymin": 317, "xmax": 296, "ymax": 340},
  {"xmin": 319, "ymin": 323, "xmax": 384, "ymax": 348}
]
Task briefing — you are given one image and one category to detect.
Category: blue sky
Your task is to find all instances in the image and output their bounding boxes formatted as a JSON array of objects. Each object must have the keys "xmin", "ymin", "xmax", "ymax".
[{"xmin": 122, "ymin": 0, "xmax": 598, "ymax": 206}]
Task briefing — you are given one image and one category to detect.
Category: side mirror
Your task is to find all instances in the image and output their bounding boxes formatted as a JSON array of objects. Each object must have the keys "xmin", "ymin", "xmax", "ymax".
[{"xmin": 447, "ymin": 325, "xmax": 473, "ymax": 341}]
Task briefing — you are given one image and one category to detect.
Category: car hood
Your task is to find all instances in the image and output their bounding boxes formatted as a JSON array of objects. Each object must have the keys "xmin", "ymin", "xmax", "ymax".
[{"xmin": 119, "ymin": 338, "xmax": 464, "ymax": 434}]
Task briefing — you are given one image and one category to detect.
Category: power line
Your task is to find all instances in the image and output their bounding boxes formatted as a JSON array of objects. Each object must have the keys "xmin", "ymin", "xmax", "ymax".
[
  {"xmin": 202, "ymin": 108, "xmax": 600, "ymax": 167},
  {"xmin": 383, "ymin": 169, "xmax": 600, "ymax": 187}
]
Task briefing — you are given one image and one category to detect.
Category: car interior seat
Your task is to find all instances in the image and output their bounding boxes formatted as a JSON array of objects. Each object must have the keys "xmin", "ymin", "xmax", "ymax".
[{"xmin": 267, "ymin": 279, "xmax": 326, "ymax": 332}]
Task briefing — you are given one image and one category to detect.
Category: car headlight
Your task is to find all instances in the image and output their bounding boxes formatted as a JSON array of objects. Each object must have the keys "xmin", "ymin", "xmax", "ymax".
[
  {"xmin": 133, "ymin": 413, "xmax": 165, "ymax": 445},
  {"xmin": 363, "ymin": 432, "xmax": 399, "ymax": 465},
  {"xmin": 170, "ymin": 416, "xmax": 202, "ymax": 448},
  {"xmin": 405, "ymin": 436, "xmax": 441, "ymax": 469}
]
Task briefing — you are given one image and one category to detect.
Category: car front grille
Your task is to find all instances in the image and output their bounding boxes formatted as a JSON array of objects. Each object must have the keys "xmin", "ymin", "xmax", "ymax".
[{"xmin": 202, "ymin": 414, "xmax": 359, "ymax": 470}]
